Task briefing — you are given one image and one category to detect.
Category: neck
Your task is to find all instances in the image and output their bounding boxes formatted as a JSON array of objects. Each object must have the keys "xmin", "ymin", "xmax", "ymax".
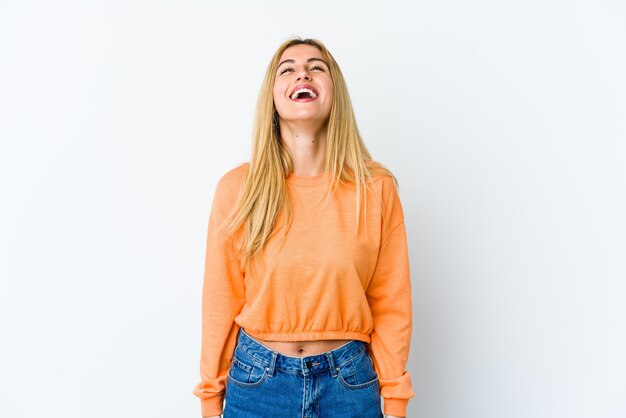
[{"xmin": 278, "ymin": 120, "xmax": 328, "ymax": 176}]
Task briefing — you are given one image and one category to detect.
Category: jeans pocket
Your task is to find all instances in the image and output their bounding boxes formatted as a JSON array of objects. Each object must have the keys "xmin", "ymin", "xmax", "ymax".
[
  {"xmin": 336, "ymin": 349, "xmax": 379, "ymax": 390},
  {"xmin": 227, "ymin": 352, "xmax": 268, "ymax": 388}
]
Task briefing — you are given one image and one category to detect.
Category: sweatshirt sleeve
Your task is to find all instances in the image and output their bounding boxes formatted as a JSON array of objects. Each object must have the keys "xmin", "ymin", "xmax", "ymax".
[
  {"xmin": 192, "ymin": 170, "xmax": 246, "ymax": 417},
  {"xmin": 366, "ymin": 175, "xmax": 415, "ymax": 417}
]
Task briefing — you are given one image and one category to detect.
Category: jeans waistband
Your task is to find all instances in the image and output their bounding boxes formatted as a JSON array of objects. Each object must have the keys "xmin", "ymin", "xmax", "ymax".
[{"xmin": 234, "ymin": 328, "xmax": 368, "ymax": 377}]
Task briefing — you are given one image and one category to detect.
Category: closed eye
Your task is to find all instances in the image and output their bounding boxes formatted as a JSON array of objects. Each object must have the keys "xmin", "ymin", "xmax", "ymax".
[{"xmin": 279, "ymin": 65, "xmax": 326, "ymax": 75}]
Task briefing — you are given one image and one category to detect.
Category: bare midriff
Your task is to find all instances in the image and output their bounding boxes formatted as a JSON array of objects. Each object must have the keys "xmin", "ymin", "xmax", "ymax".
[{"xmin": 245, "ymin": 329, "xmax": 352, "ymax": 357}]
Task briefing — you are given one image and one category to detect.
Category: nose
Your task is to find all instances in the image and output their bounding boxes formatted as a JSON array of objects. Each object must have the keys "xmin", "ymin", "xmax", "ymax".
[{"xmin": 296, "ymin": 69, "xmax": 311, "ymax": 81}]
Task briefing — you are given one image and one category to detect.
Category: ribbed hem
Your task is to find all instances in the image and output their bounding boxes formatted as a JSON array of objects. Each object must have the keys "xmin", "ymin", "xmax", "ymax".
[
  {"xmin": 384, "ymin": 398, "xmax": 409, "ymax": 416},
  {"xmin": 200, "ymin": 396, "xmax": 223, "ymax": 417},
  {"xmin": 243, "ymin": 328, "xmax": 371, "ymax": 344}
]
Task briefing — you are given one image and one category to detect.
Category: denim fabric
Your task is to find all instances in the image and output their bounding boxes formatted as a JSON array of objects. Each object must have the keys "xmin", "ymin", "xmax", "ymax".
[{"xmin": 223, "ymin": 328, "xmax": 384, "ymax": 418}]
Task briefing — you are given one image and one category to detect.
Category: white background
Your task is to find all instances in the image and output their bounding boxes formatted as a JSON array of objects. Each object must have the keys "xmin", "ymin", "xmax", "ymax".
[{"xmin": 1, "ymin": 1, "xmax": 625, "ymax": 417}]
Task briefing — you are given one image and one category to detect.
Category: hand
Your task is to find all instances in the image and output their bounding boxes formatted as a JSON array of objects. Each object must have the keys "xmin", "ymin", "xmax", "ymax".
[{"xmin": 385, "ymin": 415, "xmax": 406, "ymax": 418}]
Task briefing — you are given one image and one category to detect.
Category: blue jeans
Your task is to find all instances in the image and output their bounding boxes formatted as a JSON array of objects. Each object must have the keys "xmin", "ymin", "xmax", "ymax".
[{"xmin": 223, "ymin": 328, "xmax": 384, "ymax": 418}]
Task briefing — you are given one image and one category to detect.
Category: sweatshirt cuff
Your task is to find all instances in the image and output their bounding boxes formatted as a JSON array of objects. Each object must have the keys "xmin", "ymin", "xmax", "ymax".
[
  {"xmin": 200, "ymin": 396, "xmax": 224, "ymax": 417},
  {"xmin": 383, "ymin": 397, "xmax": 409, "ymax": 417}
]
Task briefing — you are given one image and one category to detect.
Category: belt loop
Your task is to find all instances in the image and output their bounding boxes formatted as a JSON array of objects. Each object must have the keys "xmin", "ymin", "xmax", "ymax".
[
  {"xmin": 266, "ymin": 351, "xmax": 278, "ymax": 377},
  {"xmin": 325, "ymin": 351, "xmax": 338, "ymax": 378}
]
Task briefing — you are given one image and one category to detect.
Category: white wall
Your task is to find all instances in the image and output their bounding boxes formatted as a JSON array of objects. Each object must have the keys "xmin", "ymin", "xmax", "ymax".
[{"xmin": 1, "ymin": 1, "xmax": 624, "ymax": 417}]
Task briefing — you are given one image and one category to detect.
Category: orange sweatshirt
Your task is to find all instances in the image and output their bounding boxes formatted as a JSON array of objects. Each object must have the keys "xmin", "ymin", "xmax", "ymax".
[{"xmin": 193, "ymin": 162, "xmax": 414, "ymax": 417}]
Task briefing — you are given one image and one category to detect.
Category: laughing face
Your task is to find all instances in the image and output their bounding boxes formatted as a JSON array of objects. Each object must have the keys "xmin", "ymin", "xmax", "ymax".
[{"xmin": 273, "ymin": 44, "xmax": 334, "ymax": 126}]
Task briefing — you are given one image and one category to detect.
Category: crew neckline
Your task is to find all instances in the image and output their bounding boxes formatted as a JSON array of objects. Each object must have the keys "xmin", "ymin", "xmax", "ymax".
[{"xmin": 286, "ymin": 171, "xmax": 330, "ymax": 186}]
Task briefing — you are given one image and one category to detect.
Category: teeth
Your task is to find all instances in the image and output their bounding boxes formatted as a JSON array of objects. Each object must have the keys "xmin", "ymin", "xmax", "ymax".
[{"xmin": 290, "ymin": 87, "xmax": 318, "ymax": 100}]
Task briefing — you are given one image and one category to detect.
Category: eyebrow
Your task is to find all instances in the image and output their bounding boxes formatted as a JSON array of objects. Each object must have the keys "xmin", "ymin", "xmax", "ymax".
[{"xmin": 277, "ymin": 57, "xmax": 328, "ymax": 68}]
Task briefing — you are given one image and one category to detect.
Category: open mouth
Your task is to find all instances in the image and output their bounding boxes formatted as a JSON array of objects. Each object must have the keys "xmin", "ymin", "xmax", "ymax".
[{"xmin": 290, "ymin": 86, "xmax": 319, "ymax": 101}]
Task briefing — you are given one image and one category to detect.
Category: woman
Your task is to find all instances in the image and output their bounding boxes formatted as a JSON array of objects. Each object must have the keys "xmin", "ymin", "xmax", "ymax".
[{"xmin": 193, "ymin": 38, "xmax": 414, "ymax": 418}]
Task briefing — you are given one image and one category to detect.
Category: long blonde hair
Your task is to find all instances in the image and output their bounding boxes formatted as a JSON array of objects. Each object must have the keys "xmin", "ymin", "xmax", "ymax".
[{"xmin": 222, "ymin": 37, "xmax": 397, "ymax": 268}]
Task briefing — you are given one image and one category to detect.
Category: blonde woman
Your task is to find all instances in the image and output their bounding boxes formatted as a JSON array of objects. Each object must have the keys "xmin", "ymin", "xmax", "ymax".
[{"xmin": 193, "ymin": 38, "xmax": 414, "ymax": 418}]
